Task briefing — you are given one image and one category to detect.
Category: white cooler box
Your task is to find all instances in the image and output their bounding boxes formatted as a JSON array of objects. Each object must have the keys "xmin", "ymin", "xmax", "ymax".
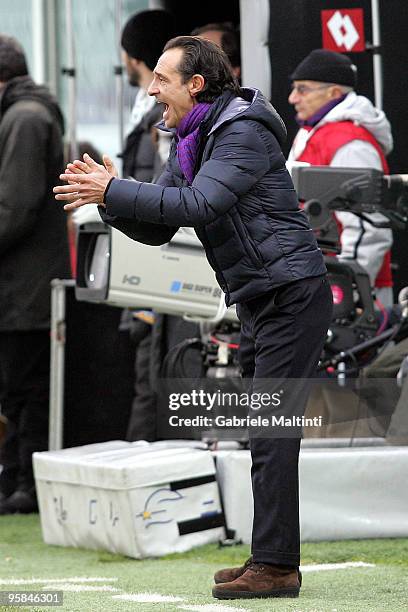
[
  {"xmin": 33, "ymin": 441, "xmax": 225, "ymax": 558},
  {"xmin": 214, "ymin": 450, "xmax": 253, "ymax": 545},
  {"xmin": 214, "ymin": 447, "xmax": 408, "ymax": 543}
]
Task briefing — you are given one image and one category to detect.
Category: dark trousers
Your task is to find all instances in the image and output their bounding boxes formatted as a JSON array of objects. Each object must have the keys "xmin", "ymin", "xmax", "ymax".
[
  {"xmin": 236, "ymin": 275, "xmax": 333, "ymax": 566},
  {"xmin": 0, "ymin": 330, "xmax": 50, "ymax": 495},
  {"xmin": 126, "ymin": 333, "xmax": 157, "ymax": 442}
]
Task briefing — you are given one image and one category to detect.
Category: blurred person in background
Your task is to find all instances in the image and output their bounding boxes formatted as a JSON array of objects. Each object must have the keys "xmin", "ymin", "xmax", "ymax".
[
  {"xmin": 288, "ymin": 49, "xmax": 394, "ymax": 307},
  {"xmin": 0, "ymin": 35, "xmax": 70, "ymax": 514},
  {"xmin": 362, "ymin": 335, "xmax": 408, "ymax": 444},
  {"xmin": 118, "ymin": 10, "xmax": 176, "ymax": 442},
  {"xmin": 192, "ymin": 21, "xmax": 241, "ymax": 79},
  {"xmin": 120, "ymin": 10, "xmax": 176, "ymax": 180}
]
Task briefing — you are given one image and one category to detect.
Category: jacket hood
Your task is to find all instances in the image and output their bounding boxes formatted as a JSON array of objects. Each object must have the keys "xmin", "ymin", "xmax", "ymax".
[
  {"xmin": 318, "ymin": 91, "xmax": 393, "ymax": 154},
  {"xmin": 0, "ymin": 75, "xmax": 64, "ymax": 133},
  {"xmin": 209, "ymin": 87, "xmax": 287, "ymax": 146}
]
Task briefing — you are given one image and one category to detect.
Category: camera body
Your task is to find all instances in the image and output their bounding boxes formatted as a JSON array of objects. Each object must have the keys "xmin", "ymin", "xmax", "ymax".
[{"xmin": 75, "ymin": 222, "xmax": 237, "ymax": 321}]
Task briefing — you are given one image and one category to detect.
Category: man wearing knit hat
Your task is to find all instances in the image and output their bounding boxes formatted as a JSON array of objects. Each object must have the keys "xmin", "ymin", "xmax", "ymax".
[
  {"xmin": 288, "ymin": 49, "xmax": 394, "ymax": 307},
  {"xmin": 120, "ymin": 9, "xmax": 176, "ymax": 180},
  {"xmin": 119, "ymin": 10, "xmax": 176, "ymax": 443}
]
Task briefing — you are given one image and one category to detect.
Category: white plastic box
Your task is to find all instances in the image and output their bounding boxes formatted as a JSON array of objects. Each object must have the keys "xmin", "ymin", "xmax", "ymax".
[
  {"xmin": 33, "ymin": 441, "xmax": 225, "ymax": 558},
  {"xmin": 214, "ymin": 446, "xmax": 408, "ymax": 543}
]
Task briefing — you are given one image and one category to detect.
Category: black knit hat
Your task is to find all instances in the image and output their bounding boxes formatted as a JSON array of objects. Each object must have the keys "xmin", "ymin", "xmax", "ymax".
[
  {"xmin": 291, "ymin": 49, "xmax": 357, "ymax": 87},
  {"xmin": 121, "ymin": 10, "xmax": 176, "ymax": 70}
]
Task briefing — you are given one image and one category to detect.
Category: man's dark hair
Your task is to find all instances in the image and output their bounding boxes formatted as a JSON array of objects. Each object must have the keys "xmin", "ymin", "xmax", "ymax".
[
  {"xmin": 163, "ymin": 36, "xmax": 240, "ymax": 103},
  {"xmin": 190, "ymin": 22, "xmax": 241, "ymax": 70},
  {"xmin": 0, "ymin": 35, "xmax": 28, "ymax": 82}
]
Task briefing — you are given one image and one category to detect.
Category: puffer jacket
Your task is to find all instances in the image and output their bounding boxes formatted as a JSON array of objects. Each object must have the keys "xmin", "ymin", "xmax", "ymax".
[
  {"xmin": 0, "ymin": 76, "xmax": 70, "ymax": 330},
  {"xmin": 101, "ymin": 88, "xmax": 326, "ymax": 306}
]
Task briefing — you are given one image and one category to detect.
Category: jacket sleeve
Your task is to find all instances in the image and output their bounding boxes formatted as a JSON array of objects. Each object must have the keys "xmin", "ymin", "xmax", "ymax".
[
  {"xmin": 99, "ymin": 159, "xmax": 179, "ymax": 245},
  {"xmin": 0, "ymin": 112, "xmax": 49, "ymax": 255},
  {"xmin": 331, "ymin": 141, "xmax": 393, "ymax": 284},
  {"xmin": 98, "ymin": 209, "xmax": 179, "ymax": 245},
  {"xmin": 104, "ymin": 121, "xmax": 271, "ymax": 227}
]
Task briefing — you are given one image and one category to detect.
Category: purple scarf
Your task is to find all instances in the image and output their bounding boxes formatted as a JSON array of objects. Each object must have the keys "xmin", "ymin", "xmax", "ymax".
[
  {"xmin": 297, "ymin": 94, "xmax": 347, "ymax": 127},
  {"xmin": 176, "ymin": 102, "xmax": 212, "ymax": 184}
]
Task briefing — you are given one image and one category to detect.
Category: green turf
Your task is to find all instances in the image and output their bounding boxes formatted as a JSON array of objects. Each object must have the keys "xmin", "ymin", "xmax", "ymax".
[{"xmin": 0, "ymin": 515, "xmax": 407, "ymax": 612}]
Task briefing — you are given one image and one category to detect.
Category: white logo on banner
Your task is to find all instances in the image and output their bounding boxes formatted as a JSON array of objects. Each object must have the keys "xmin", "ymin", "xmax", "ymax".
[{"xmin": 327, "ymin": 10, "xmax": 360, "ymax": 51}]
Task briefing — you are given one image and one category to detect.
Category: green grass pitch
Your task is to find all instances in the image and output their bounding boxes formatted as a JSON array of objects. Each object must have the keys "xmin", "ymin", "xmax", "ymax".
[{"xmin": 0, "ymin": 515, "xmax": 407, "ymax": 611}]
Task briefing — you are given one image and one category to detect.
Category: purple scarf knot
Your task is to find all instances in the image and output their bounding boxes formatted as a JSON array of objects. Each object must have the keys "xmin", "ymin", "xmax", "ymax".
[{"xmin": 176, "ymin": 102, "xmax": 212, "ymax": 184}]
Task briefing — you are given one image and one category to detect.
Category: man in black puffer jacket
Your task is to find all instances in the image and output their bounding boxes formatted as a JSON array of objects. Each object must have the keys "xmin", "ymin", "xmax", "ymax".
[
  {"xmin": 55, "ymin": 36, "xmax": 333, "ymax": 599},
  {"xmin": 0, "ymin": 35, "xmax": 70, "ymax": 514}
]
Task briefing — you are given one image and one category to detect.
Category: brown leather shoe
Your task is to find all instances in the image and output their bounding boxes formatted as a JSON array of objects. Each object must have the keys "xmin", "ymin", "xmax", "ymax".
[
  {"xmin": 212, "ymin": 562, "xmax": 300, "ymax": 599},
  {"xmin": 214, "ymin": 556, "xmax": 253, "ymax": 584},
  {"xmin": 214, "ymin": 557, "xmax": 302, "ymax": 587}
]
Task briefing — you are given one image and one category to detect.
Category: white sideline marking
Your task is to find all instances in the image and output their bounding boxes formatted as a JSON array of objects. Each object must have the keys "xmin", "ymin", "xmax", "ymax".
[
  {"xmin": 42, "ymin": 584, "xmax": 119, "ymax": 592},
  {"xmin": 0, "ymin": 577, "xmax": 118, "ymax": 585},
  {"xmin": 301, "ymin": 562, "xmax": 375, "ymax": 572},
  {"xmin": 113, "ymin": 593, "xmax": 185, "ymax": 603},
  {"xmin": 178, "ymin": 606, "xmax": 250, "ymax": 612}
]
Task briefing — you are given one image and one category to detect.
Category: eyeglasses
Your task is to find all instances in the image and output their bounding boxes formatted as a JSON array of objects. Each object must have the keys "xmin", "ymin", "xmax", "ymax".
[{"xmin": 290, "ymin": 84, "xmax": 332, "ymax": 96}]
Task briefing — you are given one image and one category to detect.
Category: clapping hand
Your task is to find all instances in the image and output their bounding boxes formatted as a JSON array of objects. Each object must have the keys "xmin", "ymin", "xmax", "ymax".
[{"xmin": 53, "ymin": 153, "xmax": 118, "ymax": 211}]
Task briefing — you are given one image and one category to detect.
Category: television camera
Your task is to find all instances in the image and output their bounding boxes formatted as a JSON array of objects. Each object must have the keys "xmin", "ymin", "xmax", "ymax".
[{"xmin": 291, "ymin": 166, "xmax": 408, "ymax": 374}]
